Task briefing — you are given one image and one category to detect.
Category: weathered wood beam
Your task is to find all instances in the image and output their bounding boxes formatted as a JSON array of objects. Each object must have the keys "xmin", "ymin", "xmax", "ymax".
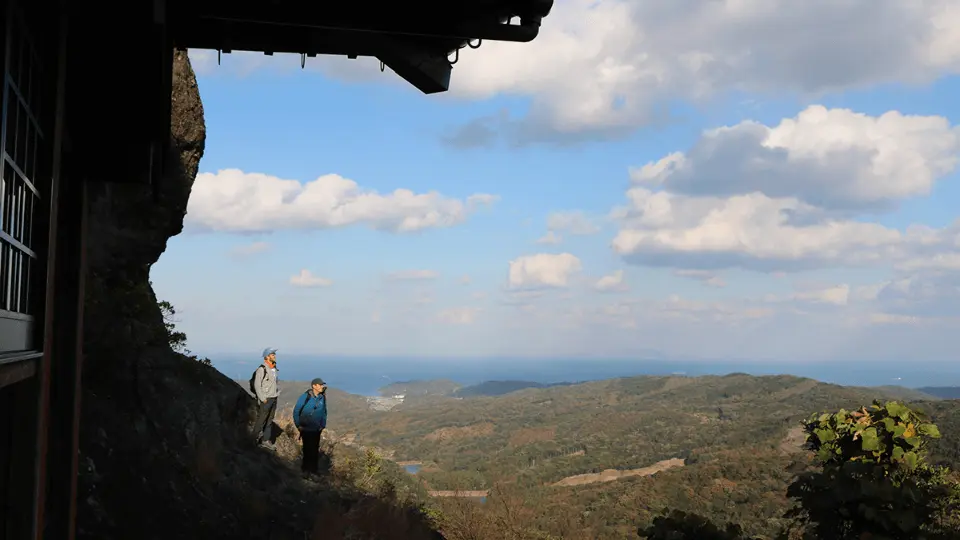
[{"xmin": 375, "ymin": 36, "xmax": 452, "ymax": 94}]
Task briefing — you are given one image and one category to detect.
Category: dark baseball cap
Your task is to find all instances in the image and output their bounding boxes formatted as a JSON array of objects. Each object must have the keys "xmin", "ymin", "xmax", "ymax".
[{"xmin": 311, "ymin": 378, "xmax": 326, "ymax": 386}]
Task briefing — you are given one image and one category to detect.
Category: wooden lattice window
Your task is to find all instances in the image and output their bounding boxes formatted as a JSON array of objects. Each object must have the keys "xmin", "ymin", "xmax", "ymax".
[{"xmin": 0, "ymin": 5, "xmax": 46, "ymax": 355}]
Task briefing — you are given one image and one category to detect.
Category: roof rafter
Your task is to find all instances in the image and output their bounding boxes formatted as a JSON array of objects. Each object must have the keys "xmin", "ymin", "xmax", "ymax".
[{"xmin": 169, "ymin": 0, "xmax": 554, "ymax": 93}]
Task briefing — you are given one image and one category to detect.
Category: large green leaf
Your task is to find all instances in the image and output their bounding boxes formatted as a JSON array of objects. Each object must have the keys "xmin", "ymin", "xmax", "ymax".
[
  {"xmin": 885, "ymin": 401, "xmax": 909, "ymax": 420},
  {"xmin": 903, "ymin": 451, "xmax": 919, "ymax": 470},
  {"xmin": 815, "ymin": 428, "xmax": 836, "ymax": 443},
  {"xmin": 861, "ymin": 427, "xmax": 880, "ymax": 451},
  {"xmin": 917, "ymin": 423, "xmax": 941, "ymax": 438}
]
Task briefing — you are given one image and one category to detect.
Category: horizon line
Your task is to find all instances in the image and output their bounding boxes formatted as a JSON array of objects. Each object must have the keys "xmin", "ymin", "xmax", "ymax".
[{"xmin": 203, "ymin": 354, "xmax": 957, "ymax": 365}]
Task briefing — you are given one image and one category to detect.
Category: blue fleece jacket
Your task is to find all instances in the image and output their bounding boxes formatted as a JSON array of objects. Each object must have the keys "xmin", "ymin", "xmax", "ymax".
[{"xmin": 293, "ymin": 389, "xmax": 327, "ymax": 432}]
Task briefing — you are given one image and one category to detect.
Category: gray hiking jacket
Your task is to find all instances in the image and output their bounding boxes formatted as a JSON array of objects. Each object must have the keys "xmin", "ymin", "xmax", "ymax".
[{"xmin": 254, "ymin": 364, "xmax": 279, "ymax": 402}]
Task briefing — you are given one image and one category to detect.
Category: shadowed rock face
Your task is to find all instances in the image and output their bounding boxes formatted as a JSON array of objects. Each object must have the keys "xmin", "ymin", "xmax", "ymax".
[
  {"xmin": 76, "ymin": 52, "xmax": 443, "ymax": 540},
  {"xmin": 83, "ymin": 50, "xmax": 206, "ymax": 385},
  {"xmin": 77, "ymin": 49, "xmax": 255, "ymax": 539}
]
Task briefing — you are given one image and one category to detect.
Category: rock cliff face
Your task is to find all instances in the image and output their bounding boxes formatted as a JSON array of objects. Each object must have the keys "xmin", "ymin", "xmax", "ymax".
[{"xmin": 76, "ymin": 51, "xmax": 442, "ymax": 540}]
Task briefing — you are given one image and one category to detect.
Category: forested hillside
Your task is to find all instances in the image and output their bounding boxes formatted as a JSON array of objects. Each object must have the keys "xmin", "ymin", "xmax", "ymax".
[{"xmin": 325, "ymin": 374, "xmax": 960, "ymax": 539}]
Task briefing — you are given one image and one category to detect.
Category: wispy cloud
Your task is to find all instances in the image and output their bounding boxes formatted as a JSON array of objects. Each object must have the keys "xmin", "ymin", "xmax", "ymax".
[
  {"xmin": 536, "ymin": 231, "xmax": 562, "ymax": 245},
  {"xmin": 386, "ymin": 270, "xmax": 440, "ymax": 281},
  {"xmin": 230, "ymin": 241, "xmax": 270, "ymax": 257},
  {"xmin": 594, "ymin": 270, "xmax": 628, "ymax": 293},
  {"xmin": 289, "ymin": 269, "xmax": 333, "ymax": 288}
]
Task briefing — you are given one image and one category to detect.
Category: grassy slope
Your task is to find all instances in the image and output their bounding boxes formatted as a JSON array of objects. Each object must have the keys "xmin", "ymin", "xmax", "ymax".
[
  {"xmin": 327, "ymin": 374, "xmax": 960, "ymax": 539},
  {"xmin": 338, "ymin": 375, "xmax": 924, "ymax": 485},
  {"xmin": 919, "ymin": 387, "xmax": 960, "ymax": 399}
]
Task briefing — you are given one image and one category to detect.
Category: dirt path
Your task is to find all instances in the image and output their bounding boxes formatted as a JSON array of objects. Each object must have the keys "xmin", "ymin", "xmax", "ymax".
[
  {"xmin": 426, "ymin": 457, "xmax": 685, "ymax": 497},
  {"xmin": 428, "ymin": 490, "xmax": 489, "ymax": 498},
  {"xmin": 551, "ymin": 457, "xmax": 685, "ymax": 487}
]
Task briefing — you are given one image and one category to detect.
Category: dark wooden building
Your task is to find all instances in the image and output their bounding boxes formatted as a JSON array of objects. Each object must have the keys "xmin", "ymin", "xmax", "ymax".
[{"xmin": 0, "ymin": 0, "xmax": 553, "ymax": 538}]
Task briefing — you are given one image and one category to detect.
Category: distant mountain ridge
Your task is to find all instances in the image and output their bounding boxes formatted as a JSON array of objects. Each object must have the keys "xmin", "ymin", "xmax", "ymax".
[
  {"xmin": 869, "ymin": 385, "xmax": 942, "ymax": 401},
  {"xmin": 453, "ymin": 380, "xmax": 576, "ymax": 397},
  {"xmin": 378, "ymin": 379, "xmax": 461, "ymax": 397},
  {"xmin": 918, "ymin": 386, "xmax": 960, "ymax": 399},
  {"xmin": 369, "ymin": 379, "xmax": 581, "ymax": 398},
  {"xmin": 364, "ymin": 377, "xmax": 946, "ymax": 400}
]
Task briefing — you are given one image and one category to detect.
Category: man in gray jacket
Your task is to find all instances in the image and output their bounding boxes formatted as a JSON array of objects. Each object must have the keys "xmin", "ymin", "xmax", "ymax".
[{"xmin": 252, "ymin": 347, "xmax": 280, "ymax": 447}]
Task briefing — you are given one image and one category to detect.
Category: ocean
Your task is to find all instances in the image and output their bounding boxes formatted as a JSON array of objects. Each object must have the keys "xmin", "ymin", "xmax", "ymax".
[{"xmin": 212, "ymin": 355, "xmax": 960, "ymax": 397}]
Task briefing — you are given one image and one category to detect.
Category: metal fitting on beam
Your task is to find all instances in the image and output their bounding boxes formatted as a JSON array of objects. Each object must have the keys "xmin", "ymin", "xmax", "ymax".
[{"xmin": 454, "ymin": 18, "xmax": 542, "ymax": 43}]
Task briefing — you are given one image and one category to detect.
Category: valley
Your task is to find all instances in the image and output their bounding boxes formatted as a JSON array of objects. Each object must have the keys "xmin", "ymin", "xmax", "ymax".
[{"xmin": 313, "ymin": 373, "xmax": 960, "ymax": 539}]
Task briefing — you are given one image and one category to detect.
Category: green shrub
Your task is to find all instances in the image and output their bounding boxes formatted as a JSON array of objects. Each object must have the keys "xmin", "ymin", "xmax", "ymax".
[
  {"xmin": 638, "ymin": 509, "xmax": 753, "ymax": 539},
  {"xmin": 786, "ymin": 401, "xmax": 960, "ymax": 540}
]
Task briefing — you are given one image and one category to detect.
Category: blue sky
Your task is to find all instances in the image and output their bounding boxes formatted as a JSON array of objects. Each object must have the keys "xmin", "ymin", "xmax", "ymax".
[{"xmin": 151, "ymin": 0, "xmax": 960, "ymax": 363}]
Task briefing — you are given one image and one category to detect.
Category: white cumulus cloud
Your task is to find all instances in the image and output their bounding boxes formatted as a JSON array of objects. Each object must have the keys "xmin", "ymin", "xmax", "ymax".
[
  {"xmin": 612, "ymin": 189, "xmax": 904, "ymax": 271},
  {"xmin": 186, "ymin": 169, "xmax": 497, "ymax": 233},
  {"xmin": 594, "ymin": 270, "xmax": 628, "ymax": 292},
  {"xmin": 612, "ymin": 107, "xmax": 960, "ymax": 272},
  {"xmin": 631, "ymin": 106, "xmax": 960, "ymax": 211},
  {"xmin": 447, "ymin": 0, "xmax": 960, "ymax": 141},
  {"xmin": 508, "ymin": 253, "xmax": 582, "ymax": 289}
]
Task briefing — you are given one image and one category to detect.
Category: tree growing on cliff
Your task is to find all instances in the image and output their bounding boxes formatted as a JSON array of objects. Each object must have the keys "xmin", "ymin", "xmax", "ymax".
[
  {"xmin": 158, "ymin": 297, "xmax": 212, "ymax": 366},
  {"xmin": 158, "ymin": 300, "xmax": 188, "ymax": 352},
  {"xmin": 786, "ymin": 401, "xmax": 960, "ymax": 539}
]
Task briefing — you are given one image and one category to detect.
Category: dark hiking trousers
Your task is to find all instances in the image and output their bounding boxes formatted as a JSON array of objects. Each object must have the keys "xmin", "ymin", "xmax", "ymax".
[
  {"xmin": 301, "ymin": 429, "xmax": 323, "ymax": 473},
  {"xmin": 254, "ymin": 397, "xmax": 278, "ymax": 443}
]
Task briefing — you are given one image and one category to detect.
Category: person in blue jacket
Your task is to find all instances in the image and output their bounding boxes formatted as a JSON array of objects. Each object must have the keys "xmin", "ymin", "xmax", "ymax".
[{"xmin": 293, "ymin": 377, "xmax": 328, "ymax": 479}]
